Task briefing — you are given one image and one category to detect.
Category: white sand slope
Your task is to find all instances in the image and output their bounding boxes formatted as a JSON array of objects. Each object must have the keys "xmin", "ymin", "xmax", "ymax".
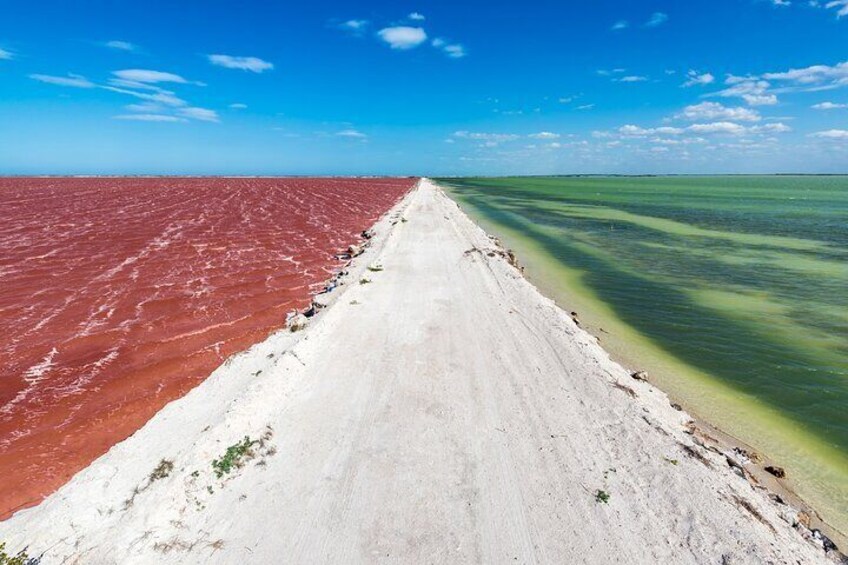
[{"xmin": 0, "ymin": 180, "xmax": 838, "ymax": 564}]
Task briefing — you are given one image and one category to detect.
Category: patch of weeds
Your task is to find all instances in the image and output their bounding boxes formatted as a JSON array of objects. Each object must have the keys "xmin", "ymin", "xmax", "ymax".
[
  {"xmin": 359, "ymin": 276, "xmax": 372, "ymax": 285},
  {"xmin": 367, "ymin": 264, "xmax": 383, "ymax": 272},
  {"xmin": 149, "ymin": 459, "xmax": 174, "ymax": 482},
  {"xmin": 664, "ymin": 457, "xmax": 679, "ymax": 466},
  {"xmin": 212, "ymin": 436, "xmax": 258, "ymax": 478},
  {"xmin": 401, "ymin": 217, "xmax": 408, "ymax": 223},
  {"xmin": 602, "ymin": 467, "xmax": 617, "ymax": 480},
  {"xmin": 208, "ymin": 539, "xmax": 225, "ymax": 552},
  {"xmin": 190, "ymin": 470, "xmax": 200, "ymax": 479},
  {"xmin": 0, "ymin": 542, "xmax": 38, "ymax": 565},
  {"xmin": 594, "ymin": 490, "xmax": 610, "ymax": 504},
  {"xmin": 207, "ymin": 486, "xmax": 214, "ymax": 495},
  {"xmin": 251, "ymin": 370, "xmax": 263, "ymax": 377},
  {"xmin": 350, "ymin": 300, "xmax": 361, "ymax": 305}
]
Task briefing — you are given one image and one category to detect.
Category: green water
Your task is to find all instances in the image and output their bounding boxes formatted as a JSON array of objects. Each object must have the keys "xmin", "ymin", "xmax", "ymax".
[{"xmin": 440, "ymin": 176, "xmax": 848, "ymax": 538}]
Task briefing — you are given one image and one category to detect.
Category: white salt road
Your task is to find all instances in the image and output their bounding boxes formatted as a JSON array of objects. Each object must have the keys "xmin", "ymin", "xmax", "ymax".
[{"xmin": 0, "ymin": 180, "xmax": 834, "ymax": 564}]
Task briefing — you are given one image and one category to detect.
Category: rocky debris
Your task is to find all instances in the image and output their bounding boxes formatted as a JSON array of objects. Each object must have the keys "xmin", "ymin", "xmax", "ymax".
[
  {"xmin": 288, "ymin": 314, "xmax": 308, "ymax": 332},
  {"xmin": 670, "ymin": 402, "xmax": 683, "ymax": 411},
  {"xmin": 570, "ymin": 311, "xmax": 581, "ymax": 326},
  {"xmin": 631, "ymin": 370, "xmax": 648, "ymax": 382},
  {"xmin": 348, "ymin": 244, "xmax": 363, "ymax": 257},
  {"xmin": 725, "ymin": 453, "xmax": 746, "ymax": 478},
  {"xmin": 367, "ymin": 262, "xmax": 383, "ymax": 272},
  {"xmin": 359, "ymin": 276, "xmax": 372, "ymax": 285},
  {"xmin": 733, "ymin": 447, "xmax": 763, "ymax": 465},
  {"xmin": 361, "ymin": 229, "xmax": 374, "ymax": 240},
  {"xmin": 313, "ymin": 294, "xmax": 331, "ymax": 309},
  {"xmin": 765, "ymin": 465, "xmax": 786, "ymax": 479}
]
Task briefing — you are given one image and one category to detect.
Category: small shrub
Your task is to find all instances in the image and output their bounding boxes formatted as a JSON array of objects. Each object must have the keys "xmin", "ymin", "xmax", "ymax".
[
  {"xmin": 0, "ymin": 542, "xmax": 37, "ymax": 565},
  {"xmin": 212, "ymin": 437, "xmax": 257, "ymax": 478},
  {"xmin": 149, "ymin": 459, "xmax": 174, "ymax": 482},
  {"xmin": 595, "ymin": 490, "xmax": 610, "ymax": 504}
]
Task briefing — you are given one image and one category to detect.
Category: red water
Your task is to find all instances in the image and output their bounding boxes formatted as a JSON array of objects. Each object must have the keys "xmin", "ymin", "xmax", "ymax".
[{"xmin": 0, "ymin": 177, "xmax": 414, "ymax": 518}]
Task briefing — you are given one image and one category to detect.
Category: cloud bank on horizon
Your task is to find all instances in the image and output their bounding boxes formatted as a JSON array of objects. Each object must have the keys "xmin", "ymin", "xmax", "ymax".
[{"xmin": 1, "ymin": 0, "xmax": 847, "ymax": 174}]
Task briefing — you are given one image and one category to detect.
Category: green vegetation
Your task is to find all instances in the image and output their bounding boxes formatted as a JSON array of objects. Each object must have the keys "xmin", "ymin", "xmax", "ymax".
[
  {"xmin": 442, "ymin": 175, "xmax": 848, "ymax": 534},
  {"xmin": 0, "ymin": 542, "xmax": 35, "ymax": 565},
  {"xmin": 149, "ymin": 459, "xmax": 174, "ymax": 482},
  {"xmin": 595, "ymin": 490, "xmax": 610, "ymax": 504},
  {"xmin": 212, "ymin": 436, "xmax": 258, "ymax": 478}
]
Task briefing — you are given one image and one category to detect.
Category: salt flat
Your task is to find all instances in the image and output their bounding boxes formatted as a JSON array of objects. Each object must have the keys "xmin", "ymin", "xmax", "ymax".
[{"xmin": 0, "ymin": 180, "xmax": 834, "ymax": 564}]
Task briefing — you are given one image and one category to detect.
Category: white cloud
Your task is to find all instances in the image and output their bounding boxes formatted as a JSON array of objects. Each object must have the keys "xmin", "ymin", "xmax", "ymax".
[
  {"xmin": 105, "ymin": 40, "xmax": 137, "ymax": 52},
  {"xmin": 811, "ymin": 129, "xmax": 848, "ymax": 138},
  {"xmin": 453, "ymin": 131, "xmax": 520, "ymax": 144},
  {"xmin": 432, "ymin": 38, "xmax": 466, "ymax": 58},
  {"xmin": 336, "ymin": 129, "xmax": 367, "ymax": 139},
  {"xmin": 619, "ymin": 125, "xmax": 685, "ymax": 136},
  {"xmin": 611, "ymin": 20, "xmax": 629, "ymax": 30},
  {"xmin": 0, "ymin": 48, "xmax": 13, "ymax": 60},
  {"xmin": 687, "ymin": 122, "xmax": 749, "ymax": 135},
  {"xmin": 772, "ymin": 0, "xmax": 791, "ymax": 6},
  {"xmin": 104, "ymin": 85, "xmax": 187, "ymax": 107},
  {"xmin": 710, "ymin": 61, "xmax": 848, "ymax": 108},
  {"xmin": 114, "ymin": 114, "xmax": 186, "ymax": 122},
  {"xmin": 30, "ymin": 73, "xmax": 96, "ymax": 88},
  {"xmin": 675, "ymin": 102, "xmax": 761, "ymax": 122},
  {"xmin": 529, "ymin": 132, "xmax": 560, "ymax": 139},
  {"xmin": 113, "ymin": 69, "xmax": 191, "ymax": 84},
  {"xmin": 124, "ymin": 102, "xmax": 166, "ymax": 113},
  {"xmin": 577, "ymin": 104, "xmax": 596, "ymax": 110},
  {"xmin": 752, "ymin": 122, "xmax": 791, "ymax": 133},
  {"xmin": 616, "ymin": 75, "xmax": 648, "ymax": 83},
  {"xmin": 229, "ymin": 103, "xmax": 248, "ymax": 109},
  {"xmin": 762, "ymin": 61, "xmax": 848, "ymax": 86},
  {"xmin": 208, "ymin": 54, "xmax": 274, "ymax": 73},
  {"xmin": 408, "ymin": 12, "xmax": 425, "ymax": 21},
  {"xmin": 713, "ymin": 77, "xmax": 778, "ymax": 105},
  {"xmin": 687, "ymin": 121, "xmax": 791, "ymax": 135},
  {"xmin": 682, "ymin": 70, "xmax": 715, "ymax": 87},
  {"xmin": 812, "ymin": 101, "xmax": 848, "ymax": 109},
  {"xmin": 645, "ymin": 12, "xmax": 669, "ymax": 27},
  {"xmin": 178, "ymin": 107, "xmax": 219, "ymax": 122},
  {"xmin": 377, "ymin": 26, "xmax": 427, "ymax": 50},
  {"xmin": 614, "ymin": 119, "xmax": 791, "ymax": 140},
  {"xmin": 823, "ymin": 0, "xmax": 848, "ymax": 17},
  {"xmin": 338, "ymin": 19, "xmax": 369, "ymax": 34}
]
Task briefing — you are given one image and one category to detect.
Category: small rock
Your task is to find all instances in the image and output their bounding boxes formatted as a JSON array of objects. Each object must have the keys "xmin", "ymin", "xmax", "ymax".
[
  {"xmin": 348, "ymin": 244, "xmax": 363, "ymax": 257},
  {"xmin": 670, "ymin": 403, "xmax": 683, "ymax": 411},
  {"xmin": 768, "ymin": 493, "xmax": 786, "ymax": 505},
  {"xmin": 765, "ymin": 465, "xmax": 785, "ymax": 478},
  {"xmin": 289, "ymin": 314, "xmax": 308, "ymax": 332},
  {"xmin": 631, "ymin": 371, "xmax": 648, "ymax": 381},
  {"xmin": 796, "ymin": 510, "xmax": 812, "ymax": 529}
]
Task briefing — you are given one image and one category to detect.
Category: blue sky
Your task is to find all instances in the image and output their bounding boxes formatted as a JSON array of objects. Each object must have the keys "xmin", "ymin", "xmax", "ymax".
[{"xmin": 1, "ymin": 0, "xmax": 847, "ymax": 175}]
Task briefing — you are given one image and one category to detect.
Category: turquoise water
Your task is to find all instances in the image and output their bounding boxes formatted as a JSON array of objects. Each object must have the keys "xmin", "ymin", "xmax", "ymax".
[{"xmin": 440, "ymin": 176, "xmax": 848, "ymax": 537}]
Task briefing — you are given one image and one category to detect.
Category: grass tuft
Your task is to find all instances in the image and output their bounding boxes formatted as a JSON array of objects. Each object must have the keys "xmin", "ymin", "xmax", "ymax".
[
  {"xmin": 212, "ymin": 436, "xmax": 257, "ymax": 478},
  {"xmin": 149, "ymin": 459, "xmax": 174, "ymax": 482},
  {"xmin": 0, "ymin": 542, "xmax": 37, "ymax": 565}
]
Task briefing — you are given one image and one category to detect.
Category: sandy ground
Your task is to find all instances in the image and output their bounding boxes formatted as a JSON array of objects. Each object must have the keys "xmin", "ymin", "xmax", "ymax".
[{"xmin": 0, "ymin": 179, "xmax": 839, "ymax": 564}]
